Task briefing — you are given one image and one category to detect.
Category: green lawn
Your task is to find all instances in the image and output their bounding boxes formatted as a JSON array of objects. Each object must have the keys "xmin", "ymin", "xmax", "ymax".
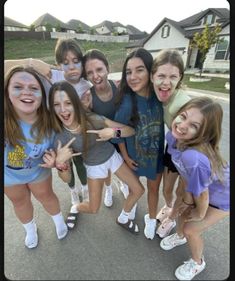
[
  {"xmin": 182, "ymin": 74, "xmax": 229, "ymax": 94},
  {"xmin": 4, "ymin": 38, "xmax": 128, "ymax": 73},
  {"xmin": 4, "ymin": 38, "xmax": 229, "ymax": 94}
]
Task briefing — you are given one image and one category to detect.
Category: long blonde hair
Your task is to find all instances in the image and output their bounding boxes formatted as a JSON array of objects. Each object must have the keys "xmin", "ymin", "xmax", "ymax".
[{"xmin": 175, "ymin": 97, "xmax": 227, "ymax": 182}]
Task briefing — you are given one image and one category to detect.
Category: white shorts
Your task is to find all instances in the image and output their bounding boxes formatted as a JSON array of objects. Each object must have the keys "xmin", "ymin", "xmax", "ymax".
[{"xmin": 84, "ymin": 150, "xmax": 124, "ymax": 179}]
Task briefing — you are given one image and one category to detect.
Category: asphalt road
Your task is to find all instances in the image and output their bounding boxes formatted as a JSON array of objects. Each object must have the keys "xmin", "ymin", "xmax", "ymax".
[{"xmin": 4, "ymin": 90, "xmax": 230, "ymax": 280}]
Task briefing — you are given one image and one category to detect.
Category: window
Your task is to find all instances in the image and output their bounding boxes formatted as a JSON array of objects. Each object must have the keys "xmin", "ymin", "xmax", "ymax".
[
  {"xmin": 203, "ymin": 14, "xmax": 215, "ymax": 25},
  {"xmin": 215, "ymin": 36, "xmax": 230, "ymax": 60},
  {"xmin": 161, "ymin": 25, "xmax": 170, "ymax": 38}
]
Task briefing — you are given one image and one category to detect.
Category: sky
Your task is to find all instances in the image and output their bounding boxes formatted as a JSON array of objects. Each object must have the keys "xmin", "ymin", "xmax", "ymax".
[{"xmin": 4, "ymin": 0, "xmax": 230, "ymax": 33}]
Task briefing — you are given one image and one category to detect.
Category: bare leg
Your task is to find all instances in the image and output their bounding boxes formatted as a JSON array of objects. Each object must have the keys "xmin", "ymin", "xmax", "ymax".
[
  {"xmin": 163, "ymin": 168, "xmax": 179, "ymax": 208},
  {"xmin": 77, "ymin": 178, "xmax": 105, "ymax": 213},
  {"xmin": 115, "ymin": 162, "xmax": 144, "ymax": 212},
  {"xmin": 4, "ymin": 184, "xmax": 33, "ymax": 224},
  {"xmin": 147, "ymin": 174, "xmax": 162, "ymax": 218},
  {"xmin": 182, "ymin": 207, "xmax": 229, "ymax": 263}
]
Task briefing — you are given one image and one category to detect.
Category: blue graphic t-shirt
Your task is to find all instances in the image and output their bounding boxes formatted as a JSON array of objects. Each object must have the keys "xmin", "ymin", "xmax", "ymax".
[
  {"xmin": 4, "ymin": 121, "xmax": 55, "ymax": 186},
  {"xmin": 113, "ymin": 92, "xmax": 164, "ymax": 180}
]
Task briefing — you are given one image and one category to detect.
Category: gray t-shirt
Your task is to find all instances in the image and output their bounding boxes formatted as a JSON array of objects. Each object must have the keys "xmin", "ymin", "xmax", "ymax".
[{"xmin": 54, "ymin": 112, "xmax": 115, "ymax": 165}]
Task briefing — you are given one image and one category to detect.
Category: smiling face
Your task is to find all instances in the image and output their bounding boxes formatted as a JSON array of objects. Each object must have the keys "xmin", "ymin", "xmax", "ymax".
[
  {"xmin": 85, "ymin": 58, "xmax": 109, "ymax": 91},
  {"xmin": 53, "ymin": 90, "xmax": 77, "ymax": 129},
  {"xmin": 151, "ymin": 63, "xmax": 181, "ymax": 103},
  {"xmin": 171, "ymin": 107, "xmax": 203, "ymax": 141},
  {"xmin": 8, "ymin": 71, "xmax": 42, "ymax": 118},
  {"xmin": 126, "ymin": 57, "xmax": 150, "ymax": 95},
  {"xmin": 61, "ymin": 50, "xmax": 83, "ymax": 84}
]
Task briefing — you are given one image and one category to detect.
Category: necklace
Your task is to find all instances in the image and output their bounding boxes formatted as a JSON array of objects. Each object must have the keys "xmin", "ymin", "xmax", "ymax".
[{"xmin": 63, "ymin": 124, "xmax": 80, "ymax": 133}]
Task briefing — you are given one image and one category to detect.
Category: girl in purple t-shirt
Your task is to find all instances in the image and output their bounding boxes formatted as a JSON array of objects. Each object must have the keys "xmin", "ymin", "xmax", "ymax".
[{"xmin": 160, "ymin": 97, "xmax": 230, "ymax": 281}]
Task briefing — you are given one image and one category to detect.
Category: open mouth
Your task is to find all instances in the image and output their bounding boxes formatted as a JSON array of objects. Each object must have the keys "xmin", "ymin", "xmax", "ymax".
[
  {"xmin": 20, "ymin": 98, "xmax": 34, "ymax": 103},
  {"xmin": 60, "ymin": 113, "xmax": 71, "ymax": 123}
]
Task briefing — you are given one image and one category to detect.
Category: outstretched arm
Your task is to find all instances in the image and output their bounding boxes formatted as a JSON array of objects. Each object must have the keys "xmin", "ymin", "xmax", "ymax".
[
  {"xmin": 4, "ymin": 58, "xmax": 57, "ymax": 79},
  {"xmin": 55, "ymin": 137, "xmax": 81, "ymax": 183}
]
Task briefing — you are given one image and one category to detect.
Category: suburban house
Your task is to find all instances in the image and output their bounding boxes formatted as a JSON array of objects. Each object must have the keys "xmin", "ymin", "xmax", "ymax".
[
  {"xmin": 92, "ymin": 20, "xmax": 145, "ymax": 37},
  {"xmin": 4, "ymin": 17, "xmax": 29, "ymax": 31},
  {"xmin": 127, "ymin": 8, "xmax": 229, "ymax": 72},
  {"xmin": 32, "ymin": 13, "xmax": 75, "ymax": 33},
  {"xmin": 92, "ymin": 20, "xmax": 126, "ymax": 35},
  {"xmin": 66, "ymin": 19, "xmax": 91, "ymax": 34}
]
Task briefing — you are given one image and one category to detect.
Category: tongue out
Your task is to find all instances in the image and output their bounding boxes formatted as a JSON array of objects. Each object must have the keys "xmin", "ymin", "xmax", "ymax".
[{"xmin": 158, "ymin": 89, "xmax": 170, "ymax": 101}]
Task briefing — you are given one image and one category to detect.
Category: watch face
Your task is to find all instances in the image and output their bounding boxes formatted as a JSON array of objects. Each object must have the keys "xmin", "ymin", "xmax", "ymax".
[{"xmin": 116, "ymin": 129, "xmax": 121, "ymax": 138}]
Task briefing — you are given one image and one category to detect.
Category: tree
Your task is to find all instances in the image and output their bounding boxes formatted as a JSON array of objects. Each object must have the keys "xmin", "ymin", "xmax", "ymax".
[
  {"xmin": 29, "ymin": 24, "xmax": 35, "ymax": 31},
  {"xmin": 190, "ymin": 23, "xmax": 222, "ymax": 76},
  {"xmin": 55, "ymin": 22, "xmax": 62, "ymax": 32},
  {"xmin": 76, "ymin": 24, "xmax": 84, "ymax": 34}
]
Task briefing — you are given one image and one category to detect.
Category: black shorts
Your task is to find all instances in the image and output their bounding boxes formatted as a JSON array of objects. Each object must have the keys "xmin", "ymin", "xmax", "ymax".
[{"xmin": 163, "ymin": 144, "xmax": 179, "ymax": 173}]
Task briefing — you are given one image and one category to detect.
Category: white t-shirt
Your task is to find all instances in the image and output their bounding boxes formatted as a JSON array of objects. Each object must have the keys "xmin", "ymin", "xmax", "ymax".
[{"xmin": 50, "ymin": 69, "xmax": 92, "ymax": 98}]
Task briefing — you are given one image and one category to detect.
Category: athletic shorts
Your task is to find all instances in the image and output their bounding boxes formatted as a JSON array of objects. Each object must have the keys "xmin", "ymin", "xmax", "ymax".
[
  {"xmin": 84, "ymin": 150, "xmax": 124, "ymax": 179},
  {"xmin": 163, "ymin": 144, "xmax": 179, "ymax": 173}
]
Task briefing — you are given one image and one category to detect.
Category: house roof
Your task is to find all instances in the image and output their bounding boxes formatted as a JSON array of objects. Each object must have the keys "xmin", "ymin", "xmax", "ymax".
[
  {"xmin": 136, "ymin": 8, "xmax": 229, "ymax": 48},
  {"xmin": 32, "ymin": 13, "xmax": 71, "ymax": 29},
  {"xmin": 179, "ymin": 8, "xmax": 229, "ymax": 27},
  {"xmin": 67, "ymin": 19, "xmax": 90, "ymax": 31},
  {"xmin": 126, "ymin": 24, "xmax": 144, "ymax": 34},
  {"xmin": 92, "ymin": 20, "xmax": 114, "ymax": 31},
  {"xmin": 4, "ymin": 17, "xmax": 29, "ymax": 28}
]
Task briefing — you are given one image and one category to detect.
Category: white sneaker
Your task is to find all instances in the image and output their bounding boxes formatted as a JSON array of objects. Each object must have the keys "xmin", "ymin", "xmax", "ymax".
[
  {"xmin": 70, "ymin": 188, "xmax": 80, "ymax": 205},
  {"xmin": 104, "ymin": 186, "xmax": 113, "ymax": 207},
  {"xmin": 120, "ymin": 182, "xmax": 129, "ymax": 199},
  {"xmin": 175, "ymin": 257, "xmax": 206, "ymax": 280},
  {"xmin": 144, "ymin": 214, "xmax": 157, "ymax": 240},
  {"xmin": 81, "ymin": 185, "xmax": 89, "ymax": 201},
  {"xmin": 156, "ymin": 217, "xmax": 176, "ymax": 238},
  {"xmin": 160, "ymin": 233, "xmax": 187, "ymax": 250}
]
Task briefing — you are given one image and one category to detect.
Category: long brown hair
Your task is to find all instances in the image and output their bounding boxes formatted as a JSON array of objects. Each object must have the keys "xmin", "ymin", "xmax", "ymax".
[
  {"xmin": 151, "ymin": 49, "xmax": 184, "ymax": 89},
  {"xmin": 48, "ymin": 81, "xmax": 93, "ymax": 155},
  {"xmin": 175, "ymin": 97, "xmax": 227, "ymax": 182},
  {"xmin": 4, "ymin": 66, "xmax": 52, "ymax": 147},
  {"xmin": 117, "ymin": 48, "xmax": 154, "ymax": 127}
]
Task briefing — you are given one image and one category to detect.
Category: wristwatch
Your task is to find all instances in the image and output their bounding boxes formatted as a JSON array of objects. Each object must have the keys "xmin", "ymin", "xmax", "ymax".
[{"xmin": 114, "ymin": 128, "xmax": 121, "ymax": 138}]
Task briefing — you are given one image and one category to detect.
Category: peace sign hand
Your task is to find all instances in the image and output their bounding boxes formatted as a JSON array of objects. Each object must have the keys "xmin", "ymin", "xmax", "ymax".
[
  {"xmin": 87, "ymin": 128, "xmax": 115, "ymax": 141},
  {"xmin": 56, "ymin": 137, "xmax": 81, "ymax": 164}
]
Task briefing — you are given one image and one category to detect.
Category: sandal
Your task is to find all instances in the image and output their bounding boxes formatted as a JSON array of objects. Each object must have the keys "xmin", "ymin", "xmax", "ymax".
[
  {"xmin": 116, "ymin": 219, "xmax": 139, "ymax": 234},
  {"xmin": 66, "ymin": 212, "xmax": 78, "ymax": 230}
]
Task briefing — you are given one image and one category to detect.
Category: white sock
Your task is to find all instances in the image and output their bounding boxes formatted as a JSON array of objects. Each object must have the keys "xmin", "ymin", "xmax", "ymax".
[
  {"xmin": 105, "ymin": 185, "xmax": 112, "ymax": 191},
  {"xmin": 70, "ymin": 204, "xmax": 79, "ymax": 214},
  {"xmin": 117, "ymin": 209, "xmax": 130, "ymax": 224},
  {"xmin": 51, "ymin": 212, "xmax": 68, "ymax": 240},
  {"xmin": 70, "ymin": 185, "xmax": 79, "ymax": 192},
  {"xmin": 22, "ymin": 218, "xmax": 38, "ymax": 249},
  {"xmin": 82, "ymin": 184, "xmax": 88, "ymax": 191},
  {"xmin": 128, "ymin": 203, "xmax": 137, "ymax": 220}
]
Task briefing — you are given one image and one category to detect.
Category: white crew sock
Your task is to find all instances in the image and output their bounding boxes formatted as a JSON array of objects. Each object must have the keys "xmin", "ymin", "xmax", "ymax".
[
  {"xmin": 70, "ymin": 204, "xmax": 79, "ymax": 214},
  {"xmin": 117, "ymin": 209, "xmax": 130, "ymax": 224},
  {"xmin": 128, "ymin": 203, "xmax": 137, "ymax": 220},
  {"xmin": 81, "ymin": 184, "xmax": 89, "ymax": 201},
  {"xmin": 22, "ymin": 218, "xmax": 38, "ymax": 249},
  {"xmin": 51, "ymin": 212, "xmax": 68, "ymax": 240}
]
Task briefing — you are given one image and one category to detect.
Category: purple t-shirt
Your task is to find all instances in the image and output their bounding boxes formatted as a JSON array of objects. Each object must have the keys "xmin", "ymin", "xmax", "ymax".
[{"xmin": 166, "ymin": 131, "xmax": 230, "ymax": 211}]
